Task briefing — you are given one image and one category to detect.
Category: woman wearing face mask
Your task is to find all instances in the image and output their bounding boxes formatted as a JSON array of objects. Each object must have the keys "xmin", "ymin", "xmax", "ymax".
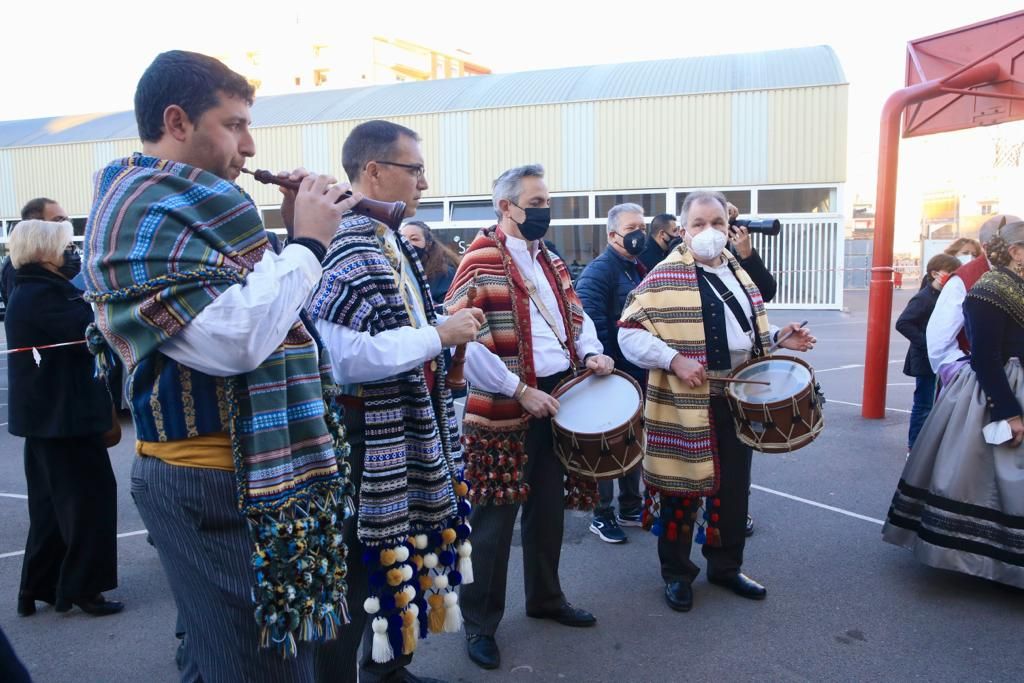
[
  {"xmin": 884, "ymin": 220, "xmax": 1024, "ymax": 589},
  {"xmin": 944, "ymin": 237, "xmax": 983, "ymax": 265},
  {"xmin": 5, "ymin": 220, "xmax": 122, "ymax": 618},
  {"xmin": 400, "ymin": 220, "xmax": 461, "ymax": 310},
  {"xmin": 618, "ymin": 191, "xmax": 814, "ymax": 614},
  {"xmin": 895, "ymin": 253, "xmax": 962, "ymax": 453}
]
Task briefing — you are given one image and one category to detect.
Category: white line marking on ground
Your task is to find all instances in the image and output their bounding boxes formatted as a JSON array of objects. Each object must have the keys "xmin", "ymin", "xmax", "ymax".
[
  {"xmin": 828, "ymin": 399, "xmax": 912, "ymax": 414},
  {"xmin": 751, "ymin": 485, "xmax": 884, "ymax": 525},
  {"xmin": 814, "ymin": 359, "xmax": 902, "ymax": 374},
  {"xmin": 887, "ymin": 383, "xmax": 915, "ymax": 387},
  {"xmin": 0, "ymin": 529, "xmax": 148, "ymax": 560},
  {"xmin": 0, "ymin": 493, "xmax": 27, "ymax": 500}
]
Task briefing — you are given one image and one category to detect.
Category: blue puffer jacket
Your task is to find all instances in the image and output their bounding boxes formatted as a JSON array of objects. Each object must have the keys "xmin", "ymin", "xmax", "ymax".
[{"xmin": 575, "ymin": 246, "xmax": 647, "ymax": 386}]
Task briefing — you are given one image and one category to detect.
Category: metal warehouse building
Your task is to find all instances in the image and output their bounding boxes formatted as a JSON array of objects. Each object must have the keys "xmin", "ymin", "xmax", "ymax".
[{"xmin": 0, "ymin": 45, "xmax": 848, "ymax": 308}]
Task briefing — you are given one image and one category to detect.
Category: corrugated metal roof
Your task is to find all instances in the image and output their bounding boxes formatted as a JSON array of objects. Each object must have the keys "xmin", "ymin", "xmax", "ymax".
[{"xmin": 0, "ymin": 45, "xmax": 845, "ymax": 149}]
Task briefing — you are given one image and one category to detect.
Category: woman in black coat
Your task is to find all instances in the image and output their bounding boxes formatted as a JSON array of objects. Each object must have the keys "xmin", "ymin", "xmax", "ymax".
[
  {"xmin": 895, "ymin": 253, "xmax": 962, "ymax": 451},
  {"xmin": 5, "ymin": 220, "xmax": 122, "ymax": 617},
  {"xmin": 400, "ymin": 221, "xmax": 460, "ymax": 310}
]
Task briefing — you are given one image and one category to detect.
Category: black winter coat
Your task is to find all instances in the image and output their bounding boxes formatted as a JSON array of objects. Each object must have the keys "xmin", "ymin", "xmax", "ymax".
[
  {"xmin": 895, "ymin": 283, "xmax": 940, "ymax": 378},
  {"xmin": 575, "ymin": 247, "xmax": 647, "ymax": 385},
  {"xmin": 5, "ymin": 265, "xmax": 112, "ymax": 438}
]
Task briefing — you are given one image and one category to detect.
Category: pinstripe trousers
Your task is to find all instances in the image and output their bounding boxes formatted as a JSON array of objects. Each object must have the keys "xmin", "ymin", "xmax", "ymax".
[{"xmin": 130, "ymin": 456, "xmax": 350, "ymax": 683}]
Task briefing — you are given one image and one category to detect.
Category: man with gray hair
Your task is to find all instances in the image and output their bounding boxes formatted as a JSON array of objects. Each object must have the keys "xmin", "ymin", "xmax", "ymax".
[
  {"xmin": 575, "ymin": 202, "xmax": 649, "ymax": 543},
  {"xmin": 445, "ymin": 163, "xmax": 614, "ymax": 671}
]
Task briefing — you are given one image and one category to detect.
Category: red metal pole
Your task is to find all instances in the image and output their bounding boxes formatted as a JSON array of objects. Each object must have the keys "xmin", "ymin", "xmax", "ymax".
[{"xmin": 861, "ymin": 62, "xmax": 1001, "ymax": 418}]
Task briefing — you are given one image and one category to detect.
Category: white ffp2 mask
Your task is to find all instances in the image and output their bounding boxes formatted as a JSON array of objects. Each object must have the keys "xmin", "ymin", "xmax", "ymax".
[{"xmin": 690, "ymin": 228, "xmax": 728, "ymax": 260}]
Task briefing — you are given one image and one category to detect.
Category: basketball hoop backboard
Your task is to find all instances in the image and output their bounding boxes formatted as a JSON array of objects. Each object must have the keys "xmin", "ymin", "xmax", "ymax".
[{"xmin": 903, "ymin": 10, "xmax": 1024, "ymax": 138}]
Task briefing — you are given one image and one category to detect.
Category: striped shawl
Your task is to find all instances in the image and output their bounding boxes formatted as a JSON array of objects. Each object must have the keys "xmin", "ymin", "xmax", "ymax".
[
  {"xmin": 445, "ymin": 227, "xmax": 595, "ymax": 509},
  {"xmin": 619, "ymin": 245, "xmax": 770, "ymax": 496},
  {"xmin": 83, "ymin": 153, "xmax": 354, "ymax": 655}
]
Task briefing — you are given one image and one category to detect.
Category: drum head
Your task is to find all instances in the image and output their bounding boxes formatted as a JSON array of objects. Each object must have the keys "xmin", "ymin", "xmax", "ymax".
[
  {"xmin": 728, "ymin": 358, "xmax": 811, "ymax": 404},
  {"xmin": 553, "ymin": 373, "xmax": 641, "ymax": 434}
]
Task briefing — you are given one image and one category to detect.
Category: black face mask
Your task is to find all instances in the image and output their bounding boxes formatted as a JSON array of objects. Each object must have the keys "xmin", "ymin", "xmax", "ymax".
[
  {"xmin": 619, "ymin": 231, "xmax": 647, "ymax": 256},
  {"xmin": 59, "ymin": 248, "xmax": 82, "ymax": 280},
  {"xmin": 413, "ymin": 246, "xmax": 428, "ymax": 263},
  {"xmin": 510, "ymin": 202, "xmax": 551, "ymax": 241}
]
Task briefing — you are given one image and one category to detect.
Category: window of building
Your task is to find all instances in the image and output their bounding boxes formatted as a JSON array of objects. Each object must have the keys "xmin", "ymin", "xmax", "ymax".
[
  {"xmin": 551, "ymin": 195, "xmax": 589, "ymax": 220},
  {"xmin": 545, "ymin": 224, "xmax": 607, "ymax": 276},
  {"xmin": 757, "ymin": 187, "xmax": 834, "ymax": 214},
  {"xmin": 294, "ymin": 76, "xmax": 302, "ymax": 87},
  {"xmin": 413, "ymin": 202, "xmax": 444, "ymax": 223},
  {"xmin": 431, "ymin": 227, "xmax": 486, "ymax": 258},
  {"xmin": 450, "ymin": 200, "xmax": 496, "ymax": 222},
  {"xmin": 675, "ymin": 190, "xmax": 752, "ymax": 216},
  {"xmin": 980, "ymin": 201, "xmax": 997, "ymax": 215},
  {"xmin": 262, "ymin": 208, "xmax": 286, "ymax": 232},
  {"xmin": 595, "ymin": 193, "xmax": 665, "ymax": 217},
  {"xmin": 71, "ymin": 217, "xmax": 87, "ymax": 237},
  {"xmin": 314, "ymin": 69, "xmax": 329, "ymax": 87}
]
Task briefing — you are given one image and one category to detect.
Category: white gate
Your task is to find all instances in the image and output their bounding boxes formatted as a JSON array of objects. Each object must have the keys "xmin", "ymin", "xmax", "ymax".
[{"xmin": 750, "ymin": 215, "xmax": 844, "ymax": 309}]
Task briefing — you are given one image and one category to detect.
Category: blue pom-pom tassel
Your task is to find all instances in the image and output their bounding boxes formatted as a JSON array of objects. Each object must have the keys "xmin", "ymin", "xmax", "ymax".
[
  {"xmin": 362, "ymin": 548, "xmax": 376, "ymax": 566},
  {"xmin": 650, "ymin": 521, "xmax": 663, "ymax": 537},
  {"xmin": 439, "ymin": 550, "xmax": 456, "ymax": 566},
  {"xmin": 456, "ymin": 524, "xmax": 471, "ymax": 540},
  {"xmin": 458, "ymin": 501, "xmax": 472, "ymax": 516},
  {"xmin": 695, "ymin": 527, "xmax": 706, "ymax": 544},
  {"xmin": 381, "ymin": 593, "xmax": 396, "ymax": 612},
  {"xmin": 449, "ymin": 570, "xmax": 463, "ymax": 586}
]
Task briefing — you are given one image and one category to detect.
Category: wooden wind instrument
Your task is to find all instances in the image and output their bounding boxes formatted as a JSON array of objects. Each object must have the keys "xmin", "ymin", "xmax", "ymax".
[
  {"xmin": 242, "ymin": 168, "xmax": 407, "ymax": 232},
  {"xmin": 445, "ymin": 283, "xmax": 477, "ymax": 391}
]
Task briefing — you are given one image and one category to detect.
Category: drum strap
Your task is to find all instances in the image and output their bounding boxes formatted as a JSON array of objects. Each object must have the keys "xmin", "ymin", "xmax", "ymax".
[
  {"xmin": 698, "ymin": 270, "xmax": 755, "ymax": 334},
  {"xmin": 522, "ymin": 275, "xmax": 576, "ymax": 366}
]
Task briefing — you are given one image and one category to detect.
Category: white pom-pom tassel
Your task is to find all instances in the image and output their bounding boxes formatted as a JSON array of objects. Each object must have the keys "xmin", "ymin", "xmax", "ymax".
[
  {"xmin": 371, "ymin": 617, "xmax": 393, "ymax": 663},
  {"xmin": 400, "ymin": 564, "xmax": 414, "ymax": 582},
  {"xmin": 408, "ymin": 603, "xmax": 420, "ymax": 646},
  {"xmin": 443, "ymin": 592, "xmax": 463, "ymax": 633},
  {"xmin": 363, "ymin": 597, "xmax": 380, "ymax": 615},
  {"xmin": 457, "ymin": 541, "xmax": 474, "ymax": 585},
  {"xmin": 414, "ymin": 534, "xmax": 428, "ymax": 550},
  {"xmin": 433, "ymin": 573, "xmax": 449, "ymax": 591},
  {"xmin": 394, "ymin": 546, "xmax": 410, "ymax": 563},
  {"xmin": 403, "ymin": 585, "xmax": 416, "ymax": 603},
  {"xmin": 423, "ymin": 553, "xmax": 439, "ymax": 570}
]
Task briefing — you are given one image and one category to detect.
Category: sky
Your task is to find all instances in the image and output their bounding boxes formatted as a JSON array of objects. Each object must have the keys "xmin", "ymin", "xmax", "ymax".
[{"xmin": 2, "ymin": 0, "xmax": 1022, "ymax": 252}]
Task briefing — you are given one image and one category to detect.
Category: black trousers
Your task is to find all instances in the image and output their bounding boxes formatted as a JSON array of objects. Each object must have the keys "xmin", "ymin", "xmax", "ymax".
[
  {"xmin": 323, "ymin": 409, "xmax": 413, "ymax": 683},
  {"xmin": 461, "ymin": 372, "xmax": 570, "ymax": 638},
  {"xmin": 20, "ymin": 434, "xmax": 118, "ymax": 604},
  {"xmin": 658, "ymin": 397, "xmax": 752, "ymax": 583}
]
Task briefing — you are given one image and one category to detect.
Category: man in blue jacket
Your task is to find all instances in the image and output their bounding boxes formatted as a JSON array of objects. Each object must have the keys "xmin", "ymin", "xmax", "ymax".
[{"xmin": 576, "ymin": 203, "xmax": 649, "ymax": 543}]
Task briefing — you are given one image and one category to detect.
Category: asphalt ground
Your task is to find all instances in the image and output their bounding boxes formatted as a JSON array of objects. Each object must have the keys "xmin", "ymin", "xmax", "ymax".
[{"xmin": 0, "ymin": 288, "xmax": 1021, "ymax": 682}]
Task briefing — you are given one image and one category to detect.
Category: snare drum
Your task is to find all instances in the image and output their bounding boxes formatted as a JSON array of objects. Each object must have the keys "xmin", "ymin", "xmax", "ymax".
[
  {"xmin": 725, "ymin": 355, "xmax": 824, "ymax": 453},
  {"xmin": 550, "ymin": 370, "xmax": 645, "ymax": 481}
]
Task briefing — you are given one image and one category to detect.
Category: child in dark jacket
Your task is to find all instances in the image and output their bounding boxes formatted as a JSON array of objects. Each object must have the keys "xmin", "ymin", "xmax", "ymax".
[{"xmin": 895, "ymin": 253, "xmax": 962, "ymax": 450}]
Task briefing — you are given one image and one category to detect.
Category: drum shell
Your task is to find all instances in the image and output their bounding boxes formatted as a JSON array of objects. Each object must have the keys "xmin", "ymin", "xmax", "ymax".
[
  {"xmin": 550, "ymin": 370, "xmax": 645, "ymax": 481},
  {"xmin": 725, "ymin": 355, "xmax": 824, "ymax": 453}
]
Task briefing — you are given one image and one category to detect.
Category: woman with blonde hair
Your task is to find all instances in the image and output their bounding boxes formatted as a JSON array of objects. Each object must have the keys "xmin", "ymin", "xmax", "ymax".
[{"xmin": 6, "ymin": 220, "xmax": 121, "ymax": 617}]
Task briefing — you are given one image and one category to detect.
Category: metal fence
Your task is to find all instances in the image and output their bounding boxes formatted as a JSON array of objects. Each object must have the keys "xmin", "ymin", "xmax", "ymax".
[{"xmin": 751, "ymin": 215, "xmax": 844, "ymax": 309}]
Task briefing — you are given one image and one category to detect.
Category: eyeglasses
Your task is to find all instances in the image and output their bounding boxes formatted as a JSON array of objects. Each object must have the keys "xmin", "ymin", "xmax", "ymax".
[{"xmin": 373, "ymin": 160, "xmax": 426, "ymax": 179}]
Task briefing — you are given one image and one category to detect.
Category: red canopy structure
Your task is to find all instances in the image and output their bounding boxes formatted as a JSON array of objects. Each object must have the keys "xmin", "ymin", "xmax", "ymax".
[{"xmin": 862, "ymin": 10, "xmax": 1024, "ymax": 418}]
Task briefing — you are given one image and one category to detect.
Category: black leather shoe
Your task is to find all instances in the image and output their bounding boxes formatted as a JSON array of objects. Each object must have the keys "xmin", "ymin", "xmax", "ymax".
[
  {"xmin": 56, "ymin": 594, "xmax": 125, "ymax": 616},
  {"xmin": 745, "ymin": 514, "xmax": 754, "ymax": 537},
  {"xmin": 708, "ymin": 573, "xmax": 767, "ymax": 600},
  {"xmin": 17, "ymin": 596, "xmax": 35, "ymax": 617},
  {"xmin": 664, "ymin": 581, "xmax": 693, "ymax": 612},
  {"xmin": 526, "ymin": 602, "xmax": 596, "ymax": 627},
  {"xmin": 466, "ymin": 634, "xmax": 500, "ymax": 670}
]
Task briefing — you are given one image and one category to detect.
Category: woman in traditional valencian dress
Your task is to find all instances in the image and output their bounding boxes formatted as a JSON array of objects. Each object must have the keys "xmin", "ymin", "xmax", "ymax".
[{"xmin": 883, "ymin": 221, "xmax": 1024, "ymax": 588}]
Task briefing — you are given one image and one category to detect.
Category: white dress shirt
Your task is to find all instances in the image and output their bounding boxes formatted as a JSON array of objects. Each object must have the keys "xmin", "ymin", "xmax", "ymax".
[
  {"xmin": 926, "ymin": 275, "xmax": 968, "ymax": 373},
  {"xmin": 159, "ymin": 243, "xmax": 322, "ymax": 376},
  {"xmin": 501, "ymin": 234, "xmax": 602, "ymax": 380},
  {"xmin": 618, "ymin": 259, "xmax": 777, "ymax": 371}
]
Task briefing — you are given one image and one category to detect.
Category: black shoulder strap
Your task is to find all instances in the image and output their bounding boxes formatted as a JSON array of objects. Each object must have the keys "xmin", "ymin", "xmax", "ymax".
[{"xmin": 698, "ymin": 269, "xmax": 752, "ymax": 334}]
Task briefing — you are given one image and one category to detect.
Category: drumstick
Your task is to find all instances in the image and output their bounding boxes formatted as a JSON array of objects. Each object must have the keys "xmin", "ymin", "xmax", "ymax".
[
  {"xmin": 712, "ymin": 377, "xmax": 771, "ymax": 386},
  {"xmin": 768, "ymin": 320, "xmax": 809, "ymax": 353}
]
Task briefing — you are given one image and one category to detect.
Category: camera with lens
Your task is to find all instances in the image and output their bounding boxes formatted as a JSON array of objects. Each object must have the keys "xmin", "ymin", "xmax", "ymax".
[{"xmin": 729, "ymin": 217, "xmax": 782, "ymax": 237}]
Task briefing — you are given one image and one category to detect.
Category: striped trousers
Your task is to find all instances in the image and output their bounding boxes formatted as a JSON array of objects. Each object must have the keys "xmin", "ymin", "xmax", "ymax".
[{"xmin": 130, "ymin": 456, "xmax": 350, "ymax": 683}]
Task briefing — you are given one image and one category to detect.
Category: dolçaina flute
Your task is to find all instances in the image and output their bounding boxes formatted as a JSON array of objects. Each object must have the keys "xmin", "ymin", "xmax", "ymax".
[{"xmin": 242, "ymin": 168, "xmax": 407, "ymax": 232}]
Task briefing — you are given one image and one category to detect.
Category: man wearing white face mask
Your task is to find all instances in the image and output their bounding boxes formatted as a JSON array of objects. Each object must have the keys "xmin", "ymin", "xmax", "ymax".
[{"xmin": 617, "ymin": 191, "xmax": 814, "ymax": 614}]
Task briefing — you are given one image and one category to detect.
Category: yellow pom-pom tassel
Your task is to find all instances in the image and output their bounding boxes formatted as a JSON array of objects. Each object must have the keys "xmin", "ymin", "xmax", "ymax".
[
  {"xmin": 427, "ymin": 593, "xmax": 446, "ymax": 634},
  {"xmin": 386, "ymin": 568, "xmax": 404, "ymax": 587},
  {"xmin": 419, "ymin": 575, "xmax": 433, "ymax": 592},
  {"xmin": 401, "ymin": 608, "xmax": 418, "ymax": 655},
  {"xmin": 441, "ymin": 528, "xmax": 457, "ymax": 546},
  {"xmin": 395, "ymin": 589, "xmax": 411, "ymax": 609},
  {"xmin": 379, "ymin": 548, "xmax": 397, "ymax": 567},
  {"xmin": 454, "ymin": 481, "xmax": 469, "ymax": 497}
]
